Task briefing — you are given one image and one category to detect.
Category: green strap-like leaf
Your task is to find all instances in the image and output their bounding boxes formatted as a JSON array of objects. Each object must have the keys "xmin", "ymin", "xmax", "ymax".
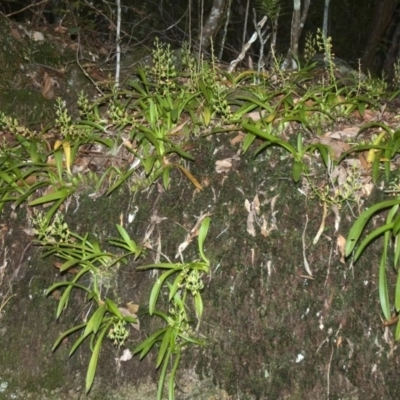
[
  {"xmin": 194, "ymin": 292, "xmax": 204, "ymax": 320},
  {"xmin": 133, "ymin": 327, "xmax": 168, "ymax": 359},
  {"xmin": 156, "ymin": 326, "xmax": 172, "ymax": 368},
  {"xmin": 380, "ymin": 207, "xmax": 397, "ymax": 321},
  {"xmin": 242, "ymin": 132, "xmax": 256, "ymax": 154},
  {"xmin": 157, "ymin": 347, "xmax": 172, "ymax": 400},
  {"xmin": 149, "ymin": 269, "xmax": 177, "ymax": 314},
  {"xmin": 345, "ymin": 200, "xmax": 400, "ymax": 257},
  {"xmin": 86, "ymin": 323, "xmax": 111, "ymax": 393},
  {"xmin": 115, "ymin": 224, "xmax": 141, "ymax": 255},
  {"xmin": 353, "ymin": 222, "xmax": 395, "ymax": 262},
  {"xmin": 379, "ymin": 252, "xmax": 391, "ymax": 321},
  {"xmin": 168, "ymin": 349, "xmax": 181, "ymax": 400},
  {"xmin": 198, "ymin": 217, "xmax": 210, "ymax": 265},
  {"xmin": 105, "ymin": 298, "xmax": 123, "ymax": 319},
  {"xmin": 83, "ymin": 304, "xmax": 107, "ymax": 337},
  {"xmin": 52, "ymin": 323, "xmax": 86, "ymax": 351},
  {"xmin": 292, "ymin": 160, "xmax": 303, "ymax": 183},
  {"xmin": 29, "ymin": 187, "xmax": 71, "ymax": 206},
  {"xmin": 137, "ymin": 263, "xmax": 181, "ymax": 270},
  {"xmin": 395, "ymin": 266, "xmax": 400, "ymax": 312},
  {"xmin": 168, "ymin": 272, "xmax": 185, "ymax": 301}
]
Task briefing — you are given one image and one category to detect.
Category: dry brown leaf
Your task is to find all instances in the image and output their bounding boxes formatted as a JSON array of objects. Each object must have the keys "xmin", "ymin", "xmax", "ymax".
[
  {"xmin": 352, "ymin": 108, "xmax": 377, "ymax": 121},
  {"xmin": 230, "ymin": 132, "xmax": 245, "ymax": 145},
  {"xmin": 246, "ymin": 208, "xmax": 256, "ymax": 237},
  {"xmin": 98, "ymin": 46, "xmax": 109, "ymax": 56},
  {"xmin": 244, "ymin": 110, "xmax": 267, "ymax": 121},
  {"xmin": 16, "ymin": 175, "xmax": 37, "ymax": 187},
  {"xmin": 54, "ymin": 24, "xmax": 68, "ymax": 34},
  {"xmin": 174, "ymin": 163, "xmax": 203, "ymax": 190},
  {"xmin": 260, "ymin": 214, "xmax": 269, "ymax": 237},
  {"xmin": 215, "ymin": 158, "xmax": 232, "ymax": 173},
  {"xmin": 53, "ymin": 262, "xmax": 79, "ymax": 274},
  {"xmin": 119, "ymin": 305, "xmax": 140, "ymax": 331},
  {"xmin": 313, "ymin": 137, "xmax": 351, "ymax": 160},
  {"xmin": 126, "ymin": 302, "xmax": 139, "ymax": 314},
  {"xmin": 252, "ymin": 194, "xmax": 260, "ymax": 214},
  {"xmin": 32, "ymin": 31, "xmax": 45, "ymax": 41},
  {"xmin": 169, "ymin": 119, "xmax": 189, "ymax": 135},
  {"xmin": 358, "ymin": 151, "xmax": 370, "ymax": 170},
  {"xmin": 323, "ymin": 126, "xmax": 359, "ymax": 140},
  {"xmin": 51, "ymin": 290, "xmax": 62, "ymax": 300},
  {"xmin": 331, "ymin": 165, "xmax": 348, "ymax": 187},
  {"xmin": 336, "ymin": 234, "xmax": 346, "ymax": 264},
  {"xmin": 41, "ymin": 72, "xmax": 55, "ymax": 100},
  {"xmin": 245, "ymin": 196, "xmax": 260, "ymax": 237},
  {"xmin": 10, "ymin": 28, "xmax": 22, "ymax": 40}
]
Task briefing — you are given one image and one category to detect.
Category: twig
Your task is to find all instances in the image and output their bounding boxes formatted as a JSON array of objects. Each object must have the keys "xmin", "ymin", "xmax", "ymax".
[
  {"xmin": 5, "ymin": 0, "xmax": 48, "ymax": 18},
  {"xmin": 302, "ymin": 214, "xmax": 313, "ymax": 276},
  {"xmin": 11, "ymin": 242, "xmax": 32, "ymax": 281},
  {"xmin": 326, "ymin": 346, "xmax": 334, "ymax": 398},
  {"xmin": 228, "ymin": 16, "xmax": 267, "ymax": 73},
  {"xmin": 115, "ymin": 0, "xmax": 121, "ymax": 88},
  {"xmin": 313, "ymin": 201, "xmax": 327, "ymax": 244}
]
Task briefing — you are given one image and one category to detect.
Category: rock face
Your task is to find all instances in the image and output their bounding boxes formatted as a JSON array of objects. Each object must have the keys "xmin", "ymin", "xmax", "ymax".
[
  {"xmin": 309, "ymin": 53, "xmax": 365, "ymax": 83},
  {"xmin": 0, "ymin": 130, "xmax": 397, "ymax": 399},
  {"xmin": 0, "ymin": 14, "xmax": 399, "ymax": 400}
]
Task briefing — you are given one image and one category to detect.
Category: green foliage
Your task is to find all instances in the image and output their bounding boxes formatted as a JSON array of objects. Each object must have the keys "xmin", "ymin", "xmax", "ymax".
[
  {"xmin": 345, "ymin": 200, "xmax": 400, "ymax": 338},
  {"xmin": 151, "ymin": 38, "xmax": 178, "ymax": 95},
  {"xmin": 6, "ymin": 34, "xmax": 400, "ymax": 400},
  {"xmin": 0, "ymin": 38, "xmax": 310, "ymax": 397},
  {"xmin": 304, "ymin": 32, "xmax": 317, "ymax": 62},
  {"xmin": 242, "ymin": 122, "xmax": 330, "ymax": 183},
  {"xmin": 134, "ymin": 217, "xmax": 211, "ymax": 400},
  {"xmin": 233, "ymin": 36, "xmax": 400, "ymax": 339},
  {"xmin": 0, "ymin": 39, "xmax": 238, "ymax": 220},
  {"xmin": 254, "ymin": 0, "xmax": 281, "ymax": 20},
  {"xmin": 0, "ymin": 96, "xmax": 114, "ymax": 226},
  {"xmin": 393, "ymin": 58, "xmax": 400, "ymax": 86},
  {"xmin": 34, "ymin": 215, "xmax": 142, "ymax": 393},
  {"xmin": 32, "ymin": 210, "xmax": 210, "ymax": 396}
]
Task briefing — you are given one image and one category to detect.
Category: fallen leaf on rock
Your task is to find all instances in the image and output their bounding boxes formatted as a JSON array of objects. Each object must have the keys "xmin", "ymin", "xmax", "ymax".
[
  {"xmin": 322, "ymin": 126, "xmax": 360, "ymax": 140},
  {"xmin": 54, "ymin": 24, "xmax": 68, "ymax": 34},
  {"xmin": 32, "ymin": 31, "xmax": 45, "ymax": 41},
  {"xmin": 10, "ymin": 28, "xmax": 21, "ymax": 40},
  {"xmin": 119, "ymin": 349, "xmax": 133, "ymax": 362},
  {"xmin": 337, "ymin": 234, "xmax": 346, "ymax": 264},
  {"xmin": 245, "ymin": 195, "xmax": 260, "ymax": 237},
  {"xmin": 215, "ymin": 158, "xmax": 232, "ymax": 173},
  {"xmin": 313, "ymin": 137, "xmax": 351, "ymax": 160},
  {"xmin": 41, "ymin": 72, "xmax": 55, "ymax": 100},
  {"xmin": 230, "ymin": 132, "xmax": 245, "ymax": 145},
  {"xmin": 119, "ymin": 304, "xmax": 140, "ymax": 331}
]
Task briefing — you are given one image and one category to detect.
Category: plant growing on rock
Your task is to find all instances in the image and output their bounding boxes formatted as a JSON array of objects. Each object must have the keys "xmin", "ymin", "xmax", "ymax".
[
  {"xmin": 33, "ymin": 214, "xmax": 142, "ymax": 393},
  {"xmin": 133, "ymin": 216, "xmax": 211, "ymax": 400}
]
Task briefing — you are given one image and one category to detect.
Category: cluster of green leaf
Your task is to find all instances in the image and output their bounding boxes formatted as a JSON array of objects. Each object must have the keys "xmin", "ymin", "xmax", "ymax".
[
  {"xmin": 34, "ymin": 212, "xmax": 210, "ymax": 396},
  {"xmin": 343, "ymin": 124, "xmax": 400, "ymax": 338},
  {"xmin": 0, "ymin": 40, "xmax": 234, "ymax": 226},
  {"xmin": 33, "ymin": 214, "xmax": 141, "ymax": 392},
  {"xmin": 0, "ymin": 40, "xmax": 229, "ymax": 398},
  {"xmin": 4, "ymin": 34, "xmax": 400, "ymax": 397},
  {"xmin": 232, "ymin": 34, "xmax": 400, "ymax": 338},
  {"xmin": 0, "ymin": 98, "xmax": 111, "ymax": 227},
  {"xmin": 134, "ymin": 217, "xmax": 210, "ymax": 399}
]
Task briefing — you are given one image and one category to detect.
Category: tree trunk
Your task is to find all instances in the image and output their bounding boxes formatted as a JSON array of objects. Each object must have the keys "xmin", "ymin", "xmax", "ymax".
[
  {"xmin": 285, "ymin": 0, "xmax": 310, "ymax": 69},
  {"xmin": 199, "ymin": 0, "xmax": 227, "ymax": 52},
  {"xmin": 361, "ymin": 0, "xmax": 399, "ymax": 77}
]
